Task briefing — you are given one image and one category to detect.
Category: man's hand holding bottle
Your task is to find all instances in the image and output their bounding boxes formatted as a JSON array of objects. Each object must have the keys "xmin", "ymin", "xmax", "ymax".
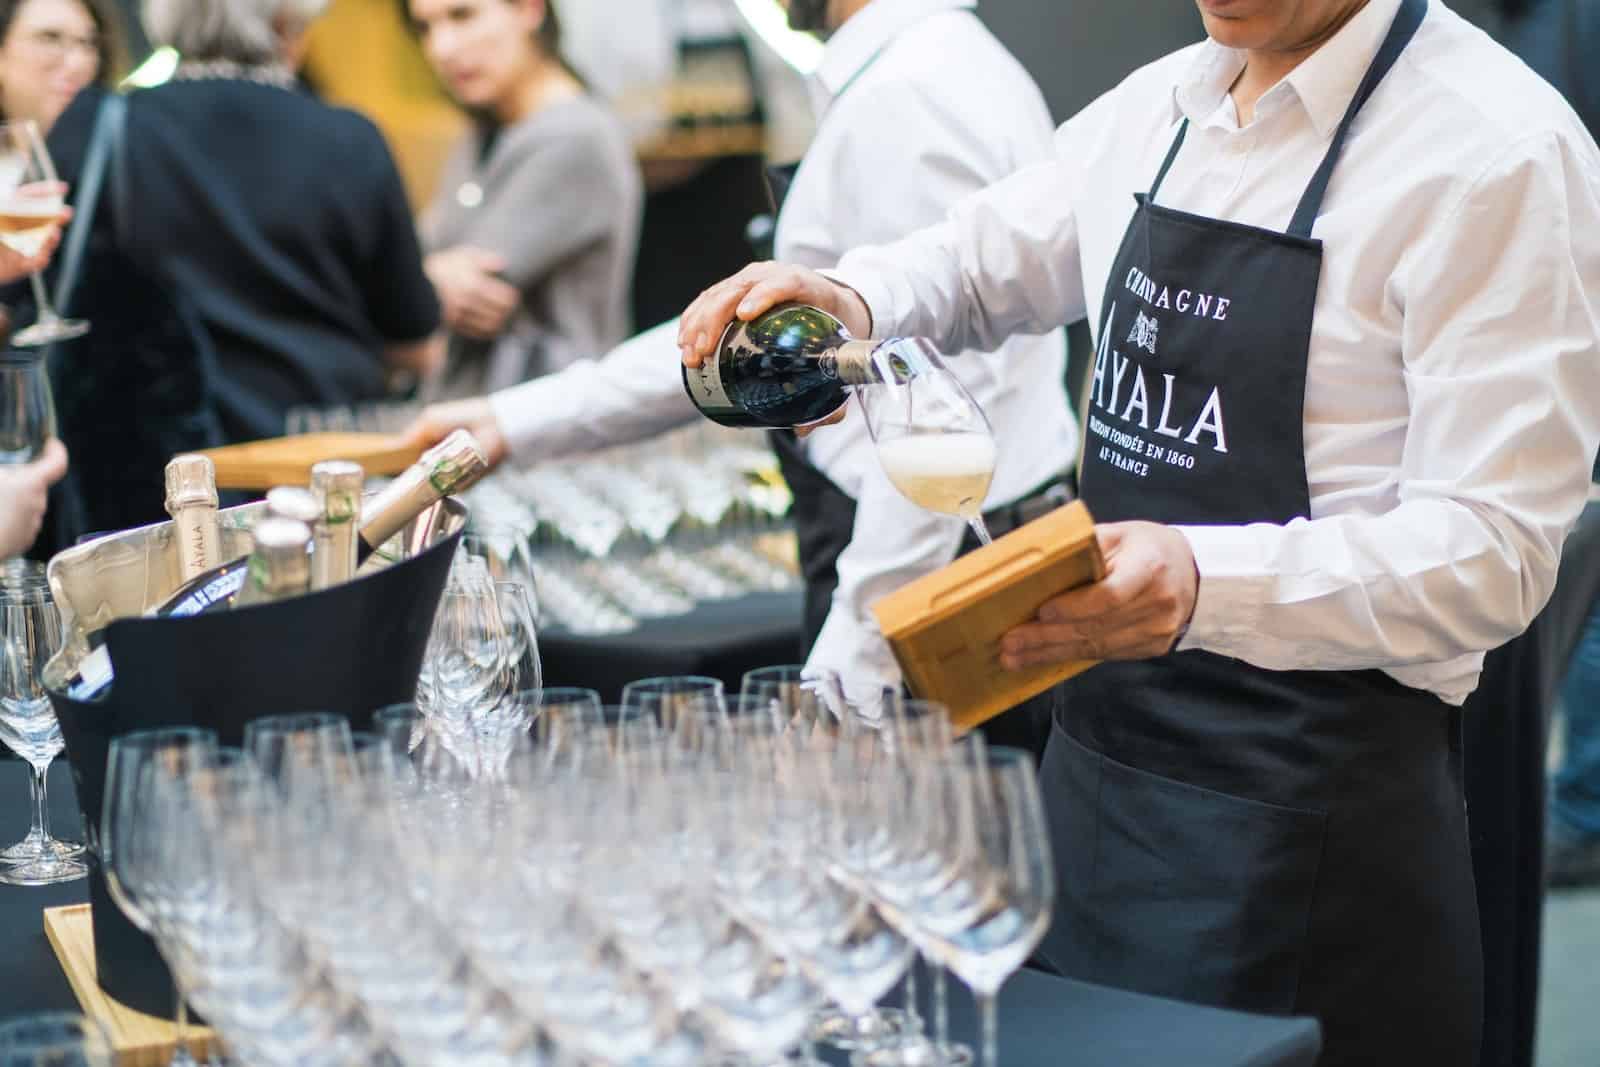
[{"xmin": 677, "ymin": 261, "xmax": 876, "ymax": 435}]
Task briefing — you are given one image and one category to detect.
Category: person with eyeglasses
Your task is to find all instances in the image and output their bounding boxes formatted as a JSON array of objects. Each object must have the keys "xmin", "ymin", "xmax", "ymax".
[{"xmin": 0, "ymin": 0, "xmax": 121, "ymax": 134}]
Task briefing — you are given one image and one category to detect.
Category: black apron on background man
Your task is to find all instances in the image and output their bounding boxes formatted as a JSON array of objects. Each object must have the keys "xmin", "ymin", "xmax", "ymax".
[{"xmin": 1037, "ymin": 2, "xmax": 1482, "ymax": 1064}]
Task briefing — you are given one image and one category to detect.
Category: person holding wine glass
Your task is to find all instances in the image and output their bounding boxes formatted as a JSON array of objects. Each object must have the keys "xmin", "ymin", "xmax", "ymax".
[
  {"xmin": 0, "ymin": 436, "xmax": 64, "ymax": 557},
  {"xmin": 406, "ymin": 0, "xmax": 1079, "ymax": 740},
  {"xmin": 677, "ymin": 1, "xmax": 1600, "ymax": 1065}
]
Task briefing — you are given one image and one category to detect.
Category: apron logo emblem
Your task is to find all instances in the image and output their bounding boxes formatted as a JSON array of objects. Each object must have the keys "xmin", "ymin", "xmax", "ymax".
[{"xmin": 1127, "ymin": 311, "xmax": 1160, "ymax": 357}]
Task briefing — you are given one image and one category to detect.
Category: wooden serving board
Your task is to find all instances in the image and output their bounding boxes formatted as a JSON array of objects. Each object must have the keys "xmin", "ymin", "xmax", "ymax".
[
  {"xmin": 43, "ymin": 904, "xmax": 215, "ymax": 1067},
  {"xmin": 196, "ymin": 432, "xmax": 422, "ymax": 490},
  {"xmin": 874, "ymin": 501, "xmax": 1105, "ymax": 732}
]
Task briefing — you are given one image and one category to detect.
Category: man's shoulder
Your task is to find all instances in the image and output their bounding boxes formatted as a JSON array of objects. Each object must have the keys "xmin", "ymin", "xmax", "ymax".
[{"xmin": 1398, "ymin": 5, "xmax": 1593, "ymax": 151}]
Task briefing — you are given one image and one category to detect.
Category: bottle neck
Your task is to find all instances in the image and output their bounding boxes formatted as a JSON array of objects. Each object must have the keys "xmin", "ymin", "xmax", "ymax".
[{"xmin": 832, "ymin": 340, "xmax": 886, "ymax": 387}]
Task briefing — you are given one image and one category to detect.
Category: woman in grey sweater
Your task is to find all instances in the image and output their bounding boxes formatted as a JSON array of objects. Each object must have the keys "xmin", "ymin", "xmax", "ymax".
[{"xmin": 412, "ymin": 0, "xmax": 642, "ymax": 397}]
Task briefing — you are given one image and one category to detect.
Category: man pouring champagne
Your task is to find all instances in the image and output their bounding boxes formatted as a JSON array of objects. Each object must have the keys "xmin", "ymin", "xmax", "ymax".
[{"xmin": 677, "ymin": 0, "xmax": 1600, "ymax": 1062}]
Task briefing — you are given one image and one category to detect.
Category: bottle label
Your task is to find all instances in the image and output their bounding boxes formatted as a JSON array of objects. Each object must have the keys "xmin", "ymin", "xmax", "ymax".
[
  {"xmin": 686, "ymin": 352, "xmax": 736, "ymax": 412},
  {"xmin": 166, "ymin": 566, "xmax": 246, "ymax": 617}
]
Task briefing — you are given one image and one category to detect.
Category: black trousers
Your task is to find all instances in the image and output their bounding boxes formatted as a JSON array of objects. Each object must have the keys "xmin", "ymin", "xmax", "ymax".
[{"xmin": 1463, "ymin": 499, "xmax": 1600, "ymax": 1067}]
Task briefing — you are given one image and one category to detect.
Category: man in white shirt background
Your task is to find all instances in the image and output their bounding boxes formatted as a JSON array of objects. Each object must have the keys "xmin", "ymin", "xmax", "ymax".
[
  {"xmin": 679, "ymin": 0, "xmax": 1600, "ymax": 1062},
  {"xmin": 406, "ymin": 0, "xmax": 1079, "ymax": 737}
]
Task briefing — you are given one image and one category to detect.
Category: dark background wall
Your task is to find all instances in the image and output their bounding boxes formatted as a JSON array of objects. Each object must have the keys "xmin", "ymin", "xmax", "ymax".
[{"xmin": 979, "ymin": 0, "xmax": 1505, "ymax": 122}]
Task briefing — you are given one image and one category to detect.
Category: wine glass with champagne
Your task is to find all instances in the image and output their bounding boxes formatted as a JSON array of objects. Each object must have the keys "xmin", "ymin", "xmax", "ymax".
[
  {"xmin": 858, "ymin": 339, "xmax": 1000, "ymax": 546},
  {"xmin": 0, "ymin": 119, "xmax": 87, "ymax": 347}
]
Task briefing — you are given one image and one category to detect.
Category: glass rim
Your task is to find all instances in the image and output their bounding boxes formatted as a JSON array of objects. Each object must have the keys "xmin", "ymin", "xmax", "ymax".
[
  {"xmin": 622, "ymin": 674, "xmax": 725, "ymax": 694},
  {"xmin": 242, "ymin": 711, "xmax": 349, "ymax": 734},
  {"xmin": 108, "ymin": 725, "xmax": 218, "ymax": 752}
]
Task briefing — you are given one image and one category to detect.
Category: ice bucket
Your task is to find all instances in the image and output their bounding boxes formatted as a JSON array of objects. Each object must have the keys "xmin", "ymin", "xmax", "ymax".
[{"xmin": 41, "ymin": 496, "xmax": 466, "ymax": 1016}]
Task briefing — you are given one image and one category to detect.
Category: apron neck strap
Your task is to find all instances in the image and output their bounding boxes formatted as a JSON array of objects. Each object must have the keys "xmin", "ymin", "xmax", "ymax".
[
  {"xmin": 1287, "ymin": 0, "xmax": 1427, "ymax": 237},
  {"xmin": 1148, "ymin": 119, "xmax": 1190, "ymax": 202}
]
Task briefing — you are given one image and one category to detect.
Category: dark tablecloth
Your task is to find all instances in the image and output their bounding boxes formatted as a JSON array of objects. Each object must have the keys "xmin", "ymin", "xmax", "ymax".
[
  {"xmin": 0, "ymin": 762, "xmax": 1320, "ymax": 1065},
  {"xmin": 540, "ymin": 591, "xmax": 808, "ymax": 702}
]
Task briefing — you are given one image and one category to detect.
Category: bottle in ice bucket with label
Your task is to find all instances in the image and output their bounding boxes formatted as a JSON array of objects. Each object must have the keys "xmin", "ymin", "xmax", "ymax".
[
  {"xmin": 64, "ymin": 431, "xmax": 489, "ymax": 700},
  {"xmin": 159, "ymin": 429, "xmax": 488, "ymax": 617},
  {"xmin": 681, "ymin": 303, "xmax": 940, "ymax": 428}
]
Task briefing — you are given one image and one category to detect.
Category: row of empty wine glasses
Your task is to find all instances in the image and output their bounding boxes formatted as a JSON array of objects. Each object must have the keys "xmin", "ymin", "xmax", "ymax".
[{"xmin": 96, "ymin": 675, "xmax": 1052, "ymax": 1067}]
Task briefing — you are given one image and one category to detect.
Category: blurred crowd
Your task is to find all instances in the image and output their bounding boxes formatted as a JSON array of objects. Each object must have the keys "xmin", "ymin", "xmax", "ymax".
[{"xmin": 0, "ymin": 0, "xmax": 802, "ymax": 546}]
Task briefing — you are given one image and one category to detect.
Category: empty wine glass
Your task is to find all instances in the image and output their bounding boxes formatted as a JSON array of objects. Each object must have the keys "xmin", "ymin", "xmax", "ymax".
[
  {"xmin": 0, "ymin": 581, "xmax": 84, "ymax": 885},
  {"xmin": 0, "ymin": 1013, "xmax": 113, "ymax": 1067},
  {"xmin": 242, "ymin": 712, "xmax": 354, "ymax": 797},
  {"xmin": 426, "ymin": 585, "xmax": 511, "ymax": 721},
  {"xmin": 0, "ymin": 120, "xmax": 86, "ymax": 346},
  {"xmin": 922, "ymin": 747, "xmax": 1053, "ymax": 1067},
  {"xmin": 101, "ymin": 727, "xmax": 219, "ymax": 1067},
  {"xmin": 620, "ymin": 675, "xmax": 725, "ymax": 738},
  {"xmin": 494, "ymin": 580, "xmax": 542, "ymax": 692},
  {"xmin": 858, "ymin": 340, "xmax": 998, "ymax": 546},
  {"xmin": 0, "ymin": 353, "xmax": 55, "ymax": 467}
]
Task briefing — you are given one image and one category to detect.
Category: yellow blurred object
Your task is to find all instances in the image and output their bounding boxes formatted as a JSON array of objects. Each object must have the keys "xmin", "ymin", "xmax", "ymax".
[{"xmin": 302, "ymin": 0, "xmax": 466, "ymax": 211}]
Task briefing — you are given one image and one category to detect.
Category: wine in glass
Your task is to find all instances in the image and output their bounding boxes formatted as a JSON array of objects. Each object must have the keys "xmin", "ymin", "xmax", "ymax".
[
  {"xmin": 0, "ymin": 119, "xmax": 88, "ymax": 347},
  {"xmin": 859, "ymin": 340, "xmax": 1000, "ymax": 546}
]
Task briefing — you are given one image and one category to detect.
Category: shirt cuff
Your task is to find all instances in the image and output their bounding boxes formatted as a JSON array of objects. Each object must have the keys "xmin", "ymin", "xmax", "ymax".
[
  {"xmin": 1173, "ymin": 525, "xmax": 1272, "ymax": 654},
  {"xmin": 487, "ymin": 377, "xmax": 555, "ymax": 465},
  {"xmin": 820, "ymin": 267, "xmax": 893, "ymax": 338}
]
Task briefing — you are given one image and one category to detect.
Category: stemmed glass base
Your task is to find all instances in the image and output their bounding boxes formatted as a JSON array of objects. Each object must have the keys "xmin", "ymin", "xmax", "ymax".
[
  {"xmin": 809, "ymin": 1006, "xmax": 914, "ymax": 1051},
  {"xmin": 11, "ymin": 314, "xmax": 90, "ymax": 348},
  {"xmin": 852, "ymin": 1037, "xmax": 974, "ymax": 1067},
  {"xmin": 0, "ymin": 825, "xmax": 87, "ymax": 886}
]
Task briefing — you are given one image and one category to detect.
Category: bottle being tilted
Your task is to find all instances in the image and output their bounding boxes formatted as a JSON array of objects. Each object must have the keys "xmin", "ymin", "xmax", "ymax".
[
  {"xmin": 681, "ymin": 303, "xmax": 937, "ymax": 429},
  {"xmin": 165, "ymin": 454, "xmax": 221, "ymax": 582},
  {"xmin": 309, "ymin": 460, "xmax": 364, "ymax": 590}
]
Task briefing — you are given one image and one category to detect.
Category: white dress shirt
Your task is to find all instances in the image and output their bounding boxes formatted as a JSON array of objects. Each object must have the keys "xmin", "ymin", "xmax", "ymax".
[
  {"xmin": 834, "ymin": 0, "xmax": 1600, "ymax": 705},
  {"xmin": 487, "ymin": 0, "xmax": 1078, "ymax": 695}
]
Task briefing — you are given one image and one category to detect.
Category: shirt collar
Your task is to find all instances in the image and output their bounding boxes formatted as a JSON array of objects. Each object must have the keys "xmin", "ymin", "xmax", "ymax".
[
  {"xmin": 810, "ymin": 0, "xmax": 977, "ymax": 112},
  {"xmin": 1173, "ymin": 0, "xmax": 1405, "ymax": 139}
]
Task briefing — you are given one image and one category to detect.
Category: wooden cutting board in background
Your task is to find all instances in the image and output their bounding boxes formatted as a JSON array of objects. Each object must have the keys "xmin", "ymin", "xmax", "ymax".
[{"xmin": 196, "ymin": 433, "xmax": 423, "ymax": 490}]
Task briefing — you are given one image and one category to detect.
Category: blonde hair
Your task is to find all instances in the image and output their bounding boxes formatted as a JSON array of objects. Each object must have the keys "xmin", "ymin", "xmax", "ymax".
[{"xmin": 142, "ymin": 0, "xmax": 327, "ymax": 63}]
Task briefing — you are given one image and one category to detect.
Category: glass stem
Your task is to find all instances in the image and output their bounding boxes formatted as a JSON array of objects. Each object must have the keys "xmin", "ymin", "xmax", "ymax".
[
  {"xmin": 28, "ymin": 272, "xmax": 57, "ymax": 323},
  {"xmin": 933, "ymin": 964, "xmax": 950, "ymax": 1050},
  {"xmin": 977, "ymin": 992, "xmax": 998, "ymax": 1067},
  {"xmin": 965, "ymin": 517, "xmax": 993, "ymax": 547},
  {"xmin": 27, "ymin": 760, "xmax": 51, "ymax": 846}
]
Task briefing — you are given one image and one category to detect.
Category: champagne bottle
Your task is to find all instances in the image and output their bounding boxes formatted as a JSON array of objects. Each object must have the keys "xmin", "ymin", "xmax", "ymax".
[
  {"xmin": 165, "ymin": 454, "xmax": 221, "ymax": 582},
  {"xmin": 310, "ymin": 460, "xmax": 363, "ymax": 590},
  {"xmin": 681, "ymin": 304, "xmax": 934, "ymax": 429},
  {"xmin": 233, "ymin": 518, "xmax": 312, "ymax": 608},
  {"xmin": 264, "ymin": 486, "xmax": 321, "ymax": 526}
]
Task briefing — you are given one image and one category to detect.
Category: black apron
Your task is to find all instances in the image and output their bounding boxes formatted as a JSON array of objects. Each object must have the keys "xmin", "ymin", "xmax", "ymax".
[{"xmin": 1038, "ymin": 2, "xmax": 1482, "ymax": 1064}]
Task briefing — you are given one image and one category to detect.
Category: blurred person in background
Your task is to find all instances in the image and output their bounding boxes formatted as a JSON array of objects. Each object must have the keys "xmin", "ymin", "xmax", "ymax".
[
  {"xmin": 0, "ymin": 0, "xmax": 121, "ymax": 133},
  {"xmin": 44, "ymin": 0, "xmax": 441, "ymax": 445},
  {"xmin": 22, "ymin": 0, "xmax": 439, "ymax": 542},
  {"xmin": 405, "ymin": 0, "xmax": 1079, "ymax": 745},
  {"xmin": 412, "ymin": 0, "xmax": 641, "ymax": 398}
]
